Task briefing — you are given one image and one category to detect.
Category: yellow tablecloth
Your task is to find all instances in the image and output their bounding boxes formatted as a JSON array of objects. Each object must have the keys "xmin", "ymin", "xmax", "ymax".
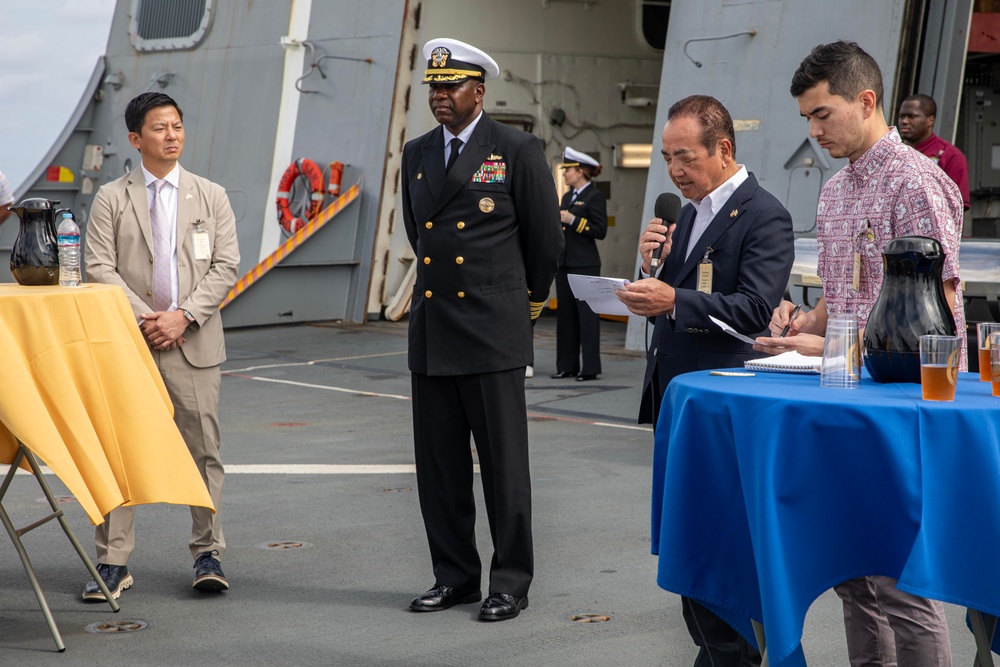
[{"xmin": 0, "ymin": 284, "xmax": 214, "ymax": 523}]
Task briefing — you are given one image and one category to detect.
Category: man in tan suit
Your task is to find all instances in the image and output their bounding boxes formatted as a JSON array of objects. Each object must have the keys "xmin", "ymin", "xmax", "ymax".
[{"xmin": 83, "ymin": 92, "xmax": 240, "ymax": 598}]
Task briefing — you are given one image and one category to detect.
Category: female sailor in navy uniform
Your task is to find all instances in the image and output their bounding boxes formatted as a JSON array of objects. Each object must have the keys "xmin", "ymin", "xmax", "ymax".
[{"xmin": 551, "ymin": 147, "xmax": 608, "ymax": 381}]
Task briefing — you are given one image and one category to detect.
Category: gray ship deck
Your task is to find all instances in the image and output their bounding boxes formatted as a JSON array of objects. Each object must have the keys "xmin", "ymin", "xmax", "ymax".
[{"xmin": 0, "ymin": 316, "xmax": 982, "ymax": 665}]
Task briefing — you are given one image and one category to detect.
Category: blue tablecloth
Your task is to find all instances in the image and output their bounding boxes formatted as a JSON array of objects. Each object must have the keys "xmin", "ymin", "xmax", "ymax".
[{"xmin": 652, "ymin": 369, "xmax": 1000, "ymax": 666}]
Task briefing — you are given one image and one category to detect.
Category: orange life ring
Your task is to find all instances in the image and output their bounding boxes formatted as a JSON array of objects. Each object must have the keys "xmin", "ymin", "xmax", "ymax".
[{"xmin": 276, "ymin": 158, "xmax": 325, "ymax": 234}]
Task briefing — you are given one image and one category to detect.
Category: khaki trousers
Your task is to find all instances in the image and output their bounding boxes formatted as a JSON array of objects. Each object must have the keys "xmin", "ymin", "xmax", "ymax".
[
  {"xmin": 95, "ymin": 348, "xmax": 225, "ymax": 564},
  {"xmin": 835, "ymin": 575, "xmax": 952, "ymax": 667}
]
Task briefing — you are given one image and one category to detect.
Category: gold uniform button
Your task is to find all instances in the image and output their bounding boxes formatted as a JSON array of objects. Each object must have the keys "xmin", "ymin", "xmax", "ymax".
[
  {"xmin": 457, "ymin": 291, "xmax": 465, "ymax": 298},
  {"xmin": 149, "ymin": 257, "xmax": 153, "ymax": 264},
  {"xmin": 424, "ymin": 290, "xmax": 432, "ymax": 298},
  {"xmin": 457, "ymin": 221, "xmax": 465, "ymax": 229},
  {"xmin": 146, "ymin": 290, "xmax": 153, "ymax": 297},
  {"xmin": 425, "ymin": 221, "xmax": 433, "ymax": 229},
  {"xmin": 423, "ymin": 257, "xmax": 431, "ymax": 265},
  {"xmin": 455, "ymin": 257, "xmax": 464, "ymax": 265}
]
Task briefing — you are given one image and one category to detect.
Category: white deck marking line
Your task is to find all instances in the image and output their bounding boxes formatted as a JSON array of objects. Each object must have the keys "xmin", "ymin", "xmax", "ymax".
[
  {"xmin": 225, "ymin": 373, "xmax": 653, "ymax": 432},
  {"xmin": 0, "ymin": 464, "xmax": 469, "ymax": 476},
  {"xmin": 0, "ymin": 466, "xmax": 54, "ymax": 476},
  {"xmin": 591, "ymin": 421, "xmax": 652, "ymax": 432},
  {"xmin": 225, "ymin": 373, "xmax": 412, "ymax": 400},
  {"xmin": 227, "ymin": 350, "xmax": 407, "ymax": 373},
  {"xmin": 225, "ymin": 464, "xmax": 454, "ymax": 474}
]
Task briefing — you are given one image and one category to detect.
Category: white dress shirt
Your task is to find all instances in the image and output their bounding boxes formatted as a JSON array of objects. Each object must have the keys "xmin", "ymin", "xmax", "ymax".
[
  {"xmin": 442, "ymin": 110, "xmax": 484, "ymax": 165},
  {"xmin": 683, "ymin": 165, "xmax": 748, "ymax": 260}
]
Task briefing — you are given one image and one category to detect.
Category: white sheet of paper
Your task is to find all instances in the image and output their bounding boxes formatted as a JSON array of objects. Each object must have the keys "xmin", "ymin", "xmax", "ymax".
[
  {"xmin": 567, "ymin": 274, "xmax": 631, "ymax": 316},
  {"xmin": 708, "ymin": 315, "xmax": 760, "ymax": 345}
]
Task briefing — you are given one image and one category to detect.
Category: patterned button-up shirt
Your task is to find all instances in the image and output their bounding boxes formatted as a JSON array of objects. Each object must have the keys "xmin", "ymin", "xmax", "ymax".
[
  {"xmin": 0, "ymin": 171, "xmax": 13, "ymax": 207},
  {"xmin": 817, "ymin": 128, "xmax": 966, "ymax": 368}
]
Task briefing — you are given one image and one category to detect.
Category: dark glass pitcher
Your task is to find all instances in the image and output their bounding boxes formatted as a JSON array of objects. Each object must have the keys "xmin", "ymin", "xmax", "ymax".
[
  {"xmin": 7, "ymin": 198, "xmax": 68, "ymax": 286},
  {"xmin": 863, "ymin": 235, "xmax": 956, "ymax": 383}
]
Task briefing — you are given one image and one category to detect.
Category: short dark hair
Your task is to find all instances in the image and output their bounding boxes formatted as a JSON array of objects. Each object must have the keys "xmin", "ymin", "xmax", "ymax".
[
  {"xmin": 125, "ymin": 92, "xmax": 183, "ymax": 133},
  {"xmin": 903, "ymin": 93, "xmax": 937, "ymax": 118},
  {"xmin": 790, "ymin": 41, "xmax": 884, "ymax": 110},
  {"xmin": 666, "ymin": 95, "xmax": 736, "ymax": 158}
]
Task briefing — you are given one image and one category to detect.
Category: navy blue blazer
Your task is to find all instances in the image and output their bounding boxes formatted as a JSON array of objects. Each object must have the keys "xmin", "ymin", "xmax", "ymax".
[
  {"xmin": 638, "ymin": 173, "xmax": 794, "ymax": 424},
  {"xmin": 559, "ymin": 183, "xmax": 607, "ymax": 268}
]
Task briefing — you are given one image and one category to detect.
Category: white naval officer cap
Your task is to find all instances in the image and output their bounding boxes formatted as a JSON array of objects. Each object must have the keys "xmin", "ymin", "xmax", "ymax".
[
  {"xmin": 561, "ymin": 147, "xmax": 600, "ymax": 169},
  {"xmin": 421, "ymin": 38, "xmax": 500, "ymax": 84}
]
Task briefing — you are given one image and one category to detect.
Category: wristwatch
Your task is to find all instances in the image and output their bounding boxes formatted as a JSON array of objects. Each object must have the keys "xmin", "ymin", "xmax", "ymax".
[{"xmin": 182, "ymin": 309, "xmax": 196, "ymax": 323}]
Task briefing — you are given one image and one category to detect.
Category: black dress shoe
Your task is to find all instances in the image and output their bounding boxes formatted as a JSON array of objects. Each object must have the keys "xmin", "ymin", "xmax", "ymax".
[
  {"xmin": 478, "ymin": 593, "xmax": 529, "ymax": 621},
  {"xmin": 576, "ymin": 374, "xmax": 599, "ymax": 381},
  {"xmin": 409, "ymin": 585, "xmax": 482, "ymax": 612},
  {"xmin": 550, "ymin": 371, "xmax": 577, "ymax": 379}
]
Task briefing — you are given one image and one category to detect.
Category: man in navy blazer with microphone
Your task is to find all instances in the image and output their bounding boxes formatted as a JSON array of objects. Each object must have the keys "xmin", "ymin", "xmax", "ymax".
[{"xmin": 617, "ymin": 95, "xmax": 794, "ymax": 666}]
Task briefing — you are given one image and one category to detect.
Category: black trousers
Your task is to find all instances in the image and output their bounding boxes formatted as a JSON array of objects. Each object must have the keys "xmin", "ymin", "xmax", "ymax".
[
  {"xmin": 683, "ymin": 597, "xmax": 762, "ymax": 667},
  {"xmin": 411, "ymin": 368, "xmax": 533, "ymax": 596},
  {"xmin": 554, "ymin": 266, "xmax": 602, "ymax": 375}
]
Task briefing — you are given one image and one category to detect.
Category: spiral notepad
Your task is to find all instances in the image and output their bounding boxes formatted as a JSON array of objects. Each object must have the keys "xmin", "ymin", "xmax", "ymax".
[{"xmin": 744, "ymin": 351, "xmax": 822, "ymax": 374}]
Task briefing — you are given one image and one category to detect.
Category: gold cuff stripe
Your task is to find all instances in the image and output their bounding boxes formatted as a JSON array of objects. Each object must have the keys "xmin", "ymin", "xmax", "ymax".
[{"xmin": 576, "ymin": 217, "xmax": 588, "ymax": 233}]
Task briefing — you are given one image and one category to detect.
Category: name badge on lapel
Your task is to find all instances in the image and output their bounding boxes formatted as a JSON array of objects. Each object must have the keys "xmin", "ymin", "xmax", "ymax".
[
  {"xmin": 193, "ymin": 220, "xmax": 211, "ymax": 260},
  {"xmin": 697, "ymin": 247, "xmax": 714, "ymax": 294}
]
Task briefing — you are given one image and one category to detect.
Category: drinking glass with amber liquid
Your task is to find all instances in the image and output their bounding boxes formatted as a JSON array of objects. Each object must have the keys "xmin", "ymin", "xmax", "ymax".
[
  {"xmin": 990, "ymin": 332, "xmax": 1000, "ymax": 397},
  {"xmin": 977, "ymin": 322, "xmax": 1000, "ymax": 382},
  {"xmin": 919, "ymin": 334, "xmax": 962, "ymax": 401}
]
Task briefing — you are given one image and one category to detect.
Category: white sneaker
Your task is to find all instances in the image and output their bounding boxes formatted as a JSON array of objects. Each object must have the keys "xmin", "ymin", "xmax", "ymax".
[{"xmin": 525, "ymin": 365, "xmax": 534, "ymax": 378}]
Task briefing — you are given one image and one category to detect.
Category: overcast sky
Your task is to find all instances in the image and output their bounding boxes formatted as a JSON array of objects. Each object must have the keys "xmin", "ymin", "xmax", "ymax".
[{"xmin": 1, "ymin": 0, "xmax": 116, "ymax": 192}]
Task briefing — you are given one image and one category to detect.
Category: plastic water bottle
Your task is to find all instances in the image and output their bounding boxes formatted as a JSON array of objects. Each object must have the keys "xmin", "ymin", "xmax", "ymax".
[{"xmin": 57, "ymin": 212, "xmax": 81, "ymax": 287}]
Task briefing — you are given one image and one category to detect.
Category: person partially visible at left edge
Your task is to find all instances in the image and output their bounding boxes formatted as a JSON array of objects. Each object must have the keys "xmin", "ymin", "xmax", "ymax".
[
  {"xmin": 83, "ymin": 92, "xmax": 240, "ymax": 599},
  {"xmin": 616, "ymin": 94, "xmax": 794, "ymax": 666},
  {"xmin": 401, "ymin": 37, "xmax": 563, "ymax": 622},
  {"xmin": 0, "ymin": 170, "xmax": 14, "ymax": 225},
  {"xmin": 897, "ymin": 93, "xmax": 971, "ymax": 211},
  {"xmin": 551, "ymin": 147, "xmax": 607, "ymax": 382}
]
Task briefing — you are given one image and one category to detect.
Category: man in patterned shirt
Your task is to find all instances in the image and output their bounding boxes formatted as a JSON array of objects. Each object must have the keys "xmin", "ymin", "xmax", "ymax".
[
  {"xmin": 0, "ymin": 170, "xmax": 14, "ymax": 225},
  {"xmin": 755, "ymin": 41, "xmax": 962, "ymax": 666}
]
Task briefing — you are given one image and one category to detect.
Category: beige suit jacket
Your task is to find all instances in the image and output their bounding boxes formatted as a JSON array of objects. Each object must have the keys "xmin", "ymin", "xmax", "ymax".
[{"xmin": 85, "ymin": 165, "xmax": 240, "ymax": 368}]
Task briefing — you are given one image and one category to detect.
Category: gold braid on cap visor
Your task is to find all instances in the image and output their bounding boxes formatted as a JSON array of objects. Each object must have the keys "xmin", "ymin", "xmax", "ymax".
[{"xmin": 423, "ymin": 68, "xmax": 484, "ymax": 82}]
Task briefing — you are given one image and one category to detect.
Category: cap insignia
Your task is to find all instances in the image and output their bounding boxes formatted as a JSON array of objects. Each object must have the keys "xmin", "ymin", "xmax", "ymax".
[{"xmin": 431, "ymin": 47, "xmax": 450, "ymax": 68}]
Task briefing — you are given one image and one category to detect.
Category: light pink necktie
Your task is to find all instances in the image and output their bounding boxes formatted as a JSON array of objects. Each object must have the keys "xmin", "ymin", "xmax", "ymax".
[{"xmin": 149, "ymin": 179, "xmax": 172, "ymax": 312}]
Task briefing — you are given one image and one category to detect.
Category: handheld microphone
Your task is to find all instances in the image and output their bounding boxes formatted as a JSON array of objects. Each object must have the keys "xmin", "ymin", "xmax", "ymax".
[{"xmin": 650, "ymin": 192, "xmax": 682, "ymax": 270}]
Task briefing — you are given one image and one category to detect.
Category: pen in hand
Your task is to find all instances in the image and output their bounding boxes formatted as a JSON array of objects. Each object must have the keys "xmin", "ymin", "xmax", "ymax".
[{"xmin": 780, "ymin": 304, "xmax": 803, "ymax": 338}]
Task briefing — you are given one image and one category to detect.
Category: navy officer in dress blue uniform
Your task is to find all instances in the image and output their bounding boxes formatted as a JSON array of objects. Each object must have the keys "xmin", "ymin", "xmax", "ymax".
[
  {"xmin": 400, "ymin": 38, "xmax": 563, "ymax": 622},
  {"xmin": 552, "ymin": 147, "xmax": 608, "ymax": 381}
]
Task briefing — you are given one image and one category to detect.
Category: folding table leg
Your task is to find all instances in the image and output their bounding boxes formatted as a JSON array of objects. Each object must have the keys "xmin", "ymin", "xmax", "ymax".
[
  {"xmin": 0, "ymin": 443, "xmax": 121, "ymax": 652},
  {"xmin": 20, "ymin": 446, "xmax": 120, "ymax": 614},
  {"xmin": 751, "ymin": 619, "xmax": 770, "ymax": 667},
  {"xmin": 970, "ymin": 609, "xmax": 997, "ymax": 667},
  {"xmin": 0, "ymin": 500, "xmax": 65, "ymax": 651}
]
